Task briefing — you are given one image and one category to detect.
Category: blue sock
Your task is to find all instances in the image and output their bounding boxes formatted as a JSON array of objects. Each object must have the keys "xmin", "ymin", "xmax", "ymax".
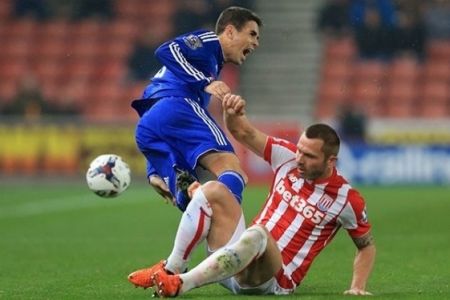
[{"xmin": 217, "ymin": 171, "xmax": 246, "ymax": 204}]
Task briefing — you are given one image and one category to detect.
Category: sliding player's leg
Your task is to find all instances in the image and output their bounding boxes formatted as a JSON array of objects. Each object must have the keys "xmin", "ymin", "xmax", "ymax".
[
  {"xmin": 152, "ymin": 225, "xmax": 282, "ymax": 297},
  {"xmin": 128, "ymin": 180, "xmax": 243, "ymax": 288}
]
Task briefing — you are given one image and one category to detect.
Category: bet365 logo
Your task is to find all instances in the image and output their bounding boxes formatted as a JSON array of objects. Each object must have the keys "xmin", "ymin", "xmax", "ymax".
[{"xmin": 275, "ymin": 180, "xmax": 325, "ymax": 224}]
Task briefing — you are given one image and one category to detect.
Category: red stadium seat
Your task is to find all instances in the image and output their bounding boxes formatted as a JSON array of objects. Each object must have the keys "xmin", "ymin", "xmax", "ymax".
[
  {"xmin": 385, "ymin": 81, "xmax": 417, "ymax": 103},
  {"xmin": 388, "ymin": 57, "xmax": 420, "ymax": 83},
  {"xmin": 321, "ymin": 61, "xmax": 352, "ymax": 81},
  {"xmin": 426, "ymin": 40, "xmax": 450, "ymax": 62},
  {"xmin": 32, "ymin": 38, "xmax": 66, "ymax": 60},
  {"xmin": 418, "ymin": 100, "xmax": 449, "ymax": 118},
  {"xmin": 422, "ymin": 62, "xmax": 450, "ymax": 82},
  {"xmin": 37, "ymin": 21, "xmax": 70, "ymax": 39},
  {"xmin": 350, "ymin": 81, "xmax": 384, "ymax": 104},
  {"xmin": 318, "ymin": 79, "xmax": 351, "ymax": 103},
  {"xmin": 324, "ymin": 37, "xmax": 356, "ymax": 62},
  {"xmin": 70, "ymin": 20, "xmax": 101, "ymax": 38},
  {"xmin": 422, "ymin": 81, "xmax": 450, "ymax": 101},
  {"xmin": 353, "ymin": 61, "xmax": 387, "ymax": 82}
]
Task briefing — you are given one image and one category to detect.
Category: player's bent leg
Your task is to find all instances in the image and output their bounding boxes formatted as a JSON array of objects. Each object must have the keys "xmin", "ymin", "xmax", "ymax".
[
  {"xmin": 199, "ymin": 152, "xmax": 248, "ymax": 204},
  {"xmin": 165, "ymin": 187, "xmax": 213, "ymax": 274},
  {"xmin": 165, "ymin": 224, "xmax": 269, "ymax": 296},
  {"xmin": 200, "ymin": 180, "xmax": 243, "ymax": 251},
  {"xmin": 199, "ymin": 151, "xmax": 248, "ymax": 183},
  {"xmin": 233, "ymin": 225, "xmax": 282, "ymax": 289}
]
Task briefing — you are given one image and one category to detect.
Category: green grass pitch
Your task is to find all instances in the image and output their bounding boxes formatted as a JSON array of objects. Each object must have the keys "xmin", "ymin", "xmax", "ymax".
[{"xmin": 0, "ymin": 182, "xmax": 449, "ymax": 299}]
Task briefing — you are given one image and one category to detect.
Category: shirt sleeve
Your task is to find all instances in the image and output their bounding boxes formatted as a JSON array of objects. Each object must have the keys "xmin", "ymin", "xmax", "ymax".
[
  {"xmin": 338, "ymin": 189, "xmax": 371, "ymax": 238},
  {"xmin": 154, "ymin": 36, "xmax": 213, "ymax": 91},
  {"xmin": 263, "ymin": 136, "xmax": 298, "ymax": 171}
]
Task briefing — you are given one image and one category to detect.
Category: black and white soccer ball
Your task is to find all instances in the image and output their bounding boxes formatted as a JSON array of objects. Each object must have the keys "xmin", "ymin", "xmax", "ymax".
[{"xmin": 86, "ymin": 154, "xmax": 131, "ymax": 198}]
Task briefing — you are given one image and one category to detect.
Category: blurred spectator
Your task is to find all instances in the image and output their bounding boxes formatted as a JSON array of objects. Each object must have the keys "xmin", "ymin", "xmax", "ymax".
[
  {"xmin": 127, "ymin": 27, "xmax": 169, "ymax": 81},
  {"xmin": 337, "ymin": 104, "xmax": 367, "ymax": 143},
  {"xmin": 354, "ymin": 6, "xmax": 396, "ymax": 60},
  {"xmin": 13, "ymin": 0, "xmax": 51, "ymax": 20},
  {"xmin": 173, "ymin": 0, "xmax": 214, "ymax": 35},
  {"xmin": 350, "ymin": 0, "xmax": 397, "ymax": 28},
  {"xmin": 2, "ymin": 74, "xmax": 51, "ymax": 121},
  {"xmin": 211, "ymin": 0, "xmax": 256, "ymax": 20},
  {"xmin": 71, "ymin": 0, "xmax": 114, "ymax": 21},
  {"xmin": 423, "ymin": 0, "xmax": 450, "ymax": 40},
  {"xmin": 317, "ymin": 0, "xmax": 352, "ymax": 38},
  {"xmin": 393, "ymin": 10, "xmax": 427, "ymax": 61}
]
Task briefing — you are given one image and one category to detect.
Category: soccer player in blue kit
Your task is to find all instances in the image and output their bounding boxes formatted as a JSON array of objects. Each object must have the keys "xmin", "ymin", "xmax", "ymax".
[
  {"xmin": 128, "ymin": 7, "xmax": 261, "ymax": 286},
  {"xmin": 132, "ymin": 6, "xmax": 262, "ymax": 211}
]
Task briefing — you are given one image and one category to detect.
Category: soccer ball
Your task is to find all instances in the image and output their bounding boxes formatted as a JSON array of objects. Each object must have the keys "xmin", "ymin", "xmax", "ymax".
[{"xmin": 86, "ymin": 154, "xmax": 131, "ymax": 198}]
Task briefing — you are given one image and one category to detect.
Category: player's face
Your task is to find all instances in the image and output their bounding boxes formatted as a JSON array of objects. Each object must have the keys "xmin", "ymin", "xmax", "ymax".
[
  {"xmin": 223, "ymin": 21, "xmax": 260, "ymax": 65},
  {"xmin": 295, "ymin": 133, "xmax": 335, "ymax": 181}
]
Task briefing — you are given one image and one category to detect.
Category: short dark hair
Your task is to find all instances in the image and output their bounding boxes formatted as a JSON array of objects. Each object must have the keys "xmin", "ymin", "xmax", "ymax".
[
  {"xmin": 305, "ymin": 124, "xmax": 340, "ymax": 158},
  {"xmin": 215, "ymin": 6, "xmax": 262, "ymax": 34}
]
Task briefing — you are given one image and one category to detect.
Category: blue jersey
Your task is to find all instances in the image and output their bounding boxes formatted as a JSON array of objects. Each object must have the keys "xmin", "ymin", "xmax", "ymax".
[{"xmin": 133, "ymin": 30, "xmax": 224, "ymax": 116}]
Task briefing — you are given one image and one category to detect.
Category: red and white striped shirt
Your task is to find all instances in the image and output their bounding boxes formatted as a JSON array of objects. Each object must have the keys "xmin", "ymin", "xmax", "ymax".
[{"xmin": 252, "ymin": 137, "xmax": 371, "ymax": 293}]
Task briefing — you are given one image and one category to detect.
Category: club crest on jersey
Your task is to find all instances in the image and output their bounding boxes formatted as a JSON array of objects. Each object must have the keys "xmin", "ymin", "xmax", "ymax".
[
  {"xmin": 317, "ymin": 194, "xmax": 334, "ymax": 212},
  {"xmin": 184, "ymin": 35, "xmax": 203, "ymax": 50}
]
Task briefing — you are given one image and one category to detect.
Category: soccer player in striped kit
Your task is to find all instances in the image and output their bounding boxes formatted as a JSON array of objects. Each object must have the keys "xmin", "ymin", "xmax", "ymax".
[
  {"xmin": 132, "ymin": 6, "xmax": 261, "ymax": 212},
  {"xmin": 134, "ymin": 94, "xmax": 376, "ymax": 297}
]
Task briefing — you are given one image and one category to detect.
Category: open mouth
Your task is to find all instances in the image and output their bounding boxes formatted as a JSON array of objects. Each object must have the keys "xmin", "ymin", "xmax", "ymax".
[{"xmin": 243, "ymin": 48, "xmax": 252, "ymax": 57}]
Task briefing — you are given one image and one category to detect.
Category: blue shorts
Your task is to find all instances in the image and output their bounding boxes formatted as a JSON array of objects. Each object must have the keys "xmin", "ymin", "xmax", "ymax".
[{"xmin": 135, "ymin": 96, "xmax": 234, "ymax": 196}]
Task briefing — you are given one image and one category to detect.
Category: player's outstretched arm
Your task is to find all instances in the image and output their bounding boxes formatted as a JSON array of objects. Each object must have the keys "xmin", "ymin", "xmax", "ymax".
[
  {"xmin": 344, "ymin": 232, "xmax": 376, "ymax": 296},
  {"xmin": 222, "ymin": 94, "xmax": 267, "ymax": 158}
]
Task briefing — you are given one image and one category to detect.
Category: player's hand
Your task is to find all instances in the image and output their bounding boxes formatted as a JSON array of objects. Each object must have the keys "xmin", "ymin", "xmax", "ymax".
[
  {"xmin": 343, "ymin": 288, "xmax": 373, "ymax": 296},
  {"xmin": 187, "ymin": 181, "xmax": 201, "ymax": 199},
  {"xmin": 204, "ymin": 80, "xmax": 231, "ymax": 100},
  {"xmin": 148, "ymin": 175, "xmax": 176, "ymax": 206},
  {"xmin": 222, "ymin": 93, "xmax": 246, "ymax": 116}
]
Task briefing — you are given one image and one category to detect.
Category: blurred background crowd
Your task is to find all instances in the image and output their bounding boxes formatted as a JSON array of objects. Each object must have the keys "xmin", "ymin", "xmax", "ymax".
[{"xmin": 0, "ymin": 0, "xmax": 449, "ymax": 182}]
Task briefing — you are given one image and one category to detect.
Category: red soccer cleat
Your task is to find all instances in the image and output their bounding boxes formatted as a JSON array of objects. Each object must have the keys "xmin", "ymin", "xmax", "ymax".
[
  {"xmin": 152, "ymin": 270, "xmax": 183, "ymax": 298},
  {"xmin": 128, "ymin": 260, "xmax": 166, "ymax": 289}
]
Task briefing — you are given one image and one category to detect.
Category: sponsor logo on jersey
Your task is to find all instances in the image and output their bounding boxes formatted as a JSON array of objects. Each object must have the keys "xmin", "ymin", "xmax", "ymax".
[
  {"xmin": 317, "ymin": 194, "xmax": 334, "ymax": 212},
  {"xmin": 184, "ymin": 35, "xmax": 203, "ymax": 50},
  {"xmin": 275, "ymin": 179, "xmax": 325, "ymax": 224}
]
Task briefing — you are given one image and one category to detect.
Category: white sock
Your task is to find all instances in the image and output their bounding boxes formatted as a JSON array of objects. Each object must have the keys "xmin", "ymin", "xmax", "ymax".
[
  {"xmin": 165, "ymin": 188, "xmax": 212, "ymax": 274},
  {"xmin": 179, "ymin": 225, "xmax": 267, "ymax": 294}
]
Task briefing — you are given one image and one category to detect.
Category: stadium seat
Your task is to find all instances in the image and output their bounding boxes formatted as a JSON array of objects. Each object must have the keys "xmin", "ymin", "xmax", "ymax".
[
  {"xmin": 37, "ymin": 20, "xmax": 70, "ymax": 39},
  {"xmin": 418, "ymin": 99, "xmax": 449, "ymax": 118},
  {"xmin": 32, "ymin": 59, "xmax": 62, "ymax": 83},
  {"xmin": 353, "ymin": 61, "xmax": 387, "ymax": 82},
  {"xmin": 65, "ymin": 60, "xmax": 95, "ymax": 82},
  {"xmin": 422, "ymin": 81, "xmax": 449, "ymax": 101},
  {"xmin": 324, "ymin": 37, "xmax": 356, "ymax": 62},
  {"xmin": 422, "ymin": 62, "xmax": 450, "ymax": 83},
  {"xmin": 350, "ymin": 80, "xmax": 384, "ymax": 103},
  {"xmin": 385, "ymin": 100, "xmax": 417, "ymax": 118},
  {"xmin": 106, "ymin": 20, "xmax": 138, "ymax": 42},
  {"xmin": 0, "ymin": 0, "xmax": 11, "ymax": 20},
  {"xmin": 32, "ymin": 38, "xmax": 66, "ymax": 60},
  {"xmin": 321, "ymin": 61, "xmax": 352, "ymax": 81},
  {"xmin": 1, "ymin": 37, "xmax": 31, "ymax": 60},
  {"xmin": 70, "ymin": 20, "xmax": 101, "ymax": 38},
  {"xmin": 69, "ymin": 38, "xmax": 100, "ymax": 60},
  {"xmin": 385, "ymin": 81, "xmax": 417, "ymax": 103},
  {"xmin": 318, "ymin": 79, "xmax": 351, "ymax": 103},
  {"xmin": 0, "ymin": 78, "xmax": 18, "ymax": 101},
  {"xmin": 388, "ymin": 57, "xmax": 420, "ymax": 83},
  {"xmin": 0, "ymin": 59, "xmax": 27, "ymax": 82},
  {"xmin": 426, "ymin": 40, "xmax": 450, "ymax": 62}
]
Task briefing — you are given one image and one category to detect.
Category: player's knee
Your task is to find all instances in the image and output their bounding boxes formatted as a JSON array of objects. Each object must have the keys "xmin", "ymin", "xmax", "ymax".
[
  {"xmin": 201, "ymin": 180, "xmax": 231, "ymax": 205},
  {"xmin": 237, "ymin": 225, "xmax": 268, "ymax": 259}
]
